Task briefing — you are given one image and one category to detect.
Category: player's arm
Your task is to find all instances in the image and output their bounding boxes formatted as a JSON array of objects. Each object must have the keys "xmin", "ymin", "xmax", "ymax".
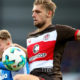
[
  {"xmin": 13, "ymin": 43, "xmax": 28, "ymax": 57},
  {"xmin": 76, "ymin": 30, "xmax": 80, "ymax": 40},
  {"xmin": 0, "ymin": 61, "xmax": 8, "ymax": 70},
  {"xmin": 13, "ymin": 74, "xmax": 42, "ymax": 80}
]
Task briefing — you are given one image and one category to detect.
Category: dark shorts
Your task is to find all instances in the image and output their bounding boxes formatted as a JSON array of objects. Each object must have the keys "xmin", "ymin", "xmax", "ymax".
[{"xmin": 30, "ymin": 68, "xmax": 62, "ymax": 80}]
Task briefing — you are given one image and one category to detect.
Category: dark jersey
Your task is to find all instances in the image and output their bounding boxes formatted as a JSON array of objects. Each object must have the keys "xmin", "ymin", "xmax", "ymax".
[{"xmin": 27, "ymin": 24, "xmax": 79, "ymax": 79}]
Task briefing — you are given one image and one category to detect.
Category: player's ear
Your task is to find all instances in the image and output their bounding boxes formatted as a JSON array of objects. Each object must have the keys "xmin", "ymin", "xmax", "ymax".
[
  {"xmin": 3, "ymin": 41, "xmax": 10, "ymax": 51},
  {"xmin": 7, "ymin": 41, "xmax": 11, "ymax": 46},
  {"xmin": 47, "ymin": 10, "xmax": 52, "ymax": 18}
]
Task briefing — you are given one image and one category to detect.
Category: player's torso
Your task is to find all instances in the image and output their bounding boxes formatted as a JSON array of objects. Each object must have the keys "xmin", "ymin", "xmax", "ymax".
[
  {"xmin": 1, "ymin": 70, "xmax": 12, "ymax": 80},
  {"xmin": 27, "ymin": 25, "xmax": 57, "ymax": 72},
  {"xmin": 27, "ymin": 24, "xmax": 76, "ymax": 72}
]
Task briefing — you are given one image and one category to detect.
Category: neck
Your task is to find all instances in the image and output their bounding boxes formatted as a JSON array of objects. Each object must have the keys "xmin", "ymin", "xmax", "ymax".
[{"xmin": 36, "ymin": 22, "xmax": 52, "ymax": 33}]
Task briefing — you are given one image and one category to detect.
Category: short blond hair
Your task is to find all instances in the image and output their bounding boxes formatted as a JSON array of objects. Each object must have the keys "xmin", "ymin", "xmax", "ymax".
[
  {"xmin": 33, "ymin": 0, "xmax": 56, "ymax": 17},
  {"xmin": 0, "ymin": 29, "xmax": 12, "ymax": 41}
]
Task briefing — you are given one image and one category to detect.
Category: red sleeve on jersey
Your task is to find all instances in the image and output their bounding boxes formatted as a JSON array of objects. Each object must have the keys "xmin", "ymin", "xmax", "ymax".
[{"xmin": 74, "ymin": 29, "xmax": 79, "ymax": 40}]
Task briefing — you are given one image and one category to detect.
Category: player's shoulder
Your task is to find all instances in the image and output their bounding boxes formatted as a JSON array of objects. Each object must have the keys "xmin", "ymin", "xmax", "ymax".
[
  {"xmin": 55, "ymin": 24, "xmax": 72, "ymax": 28},
  {"xmin": 54, "ymin": 24, "xmax": 74, "ymax": 30}
]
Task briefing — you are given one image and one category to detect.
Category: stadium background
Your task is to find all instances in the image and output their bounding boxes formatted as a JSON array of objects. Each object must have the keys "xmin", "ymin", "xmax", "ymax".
[{"xmin": 0, "ymin": 0, "xmax": 80, "ymax": 80}]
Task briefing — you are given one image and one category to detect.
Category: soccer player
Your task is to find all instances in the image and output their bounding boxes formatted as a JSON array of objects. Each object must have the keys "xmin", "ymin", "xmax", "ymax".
[
  {"xmin": 0, "ymin": 30, "xmax": 29, "ymax": 80},
  {"xmin": 14, "ymin": 0, "xmax": 80, "ymax": 80}
]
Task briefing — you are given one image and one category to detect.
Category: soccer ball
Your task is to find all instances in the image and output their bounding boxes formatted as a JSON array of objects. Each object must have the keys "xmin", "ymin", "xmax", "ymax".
[{"xmin": 2, "ymin": 46, "xmax": 26, "ymax": 71}]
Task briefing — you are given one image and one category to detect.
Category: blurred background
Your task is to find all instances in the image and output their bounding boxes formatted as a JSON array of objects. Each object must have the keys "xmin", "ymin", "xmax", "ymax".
[{"xmin": 0, "ymin": 0, "xmax": 80, "ymax": 80}]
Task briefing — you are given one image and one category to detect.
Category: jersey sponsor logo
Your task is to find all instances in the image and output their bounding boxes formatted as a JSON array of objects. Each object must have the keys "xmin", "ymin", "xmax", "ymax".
[
  {"xmin": 33, "ymin": 44, "xmax": 39, "ymax": 54},
  {"xmin": 29, "ymin": 53, "xmax": 47, "ymax": 62}
]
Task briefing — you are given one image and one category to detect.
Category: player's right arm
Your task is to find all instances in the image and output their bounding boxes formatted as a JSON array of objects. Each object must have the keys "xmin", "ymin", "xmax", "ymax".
[{"xmin": 13, "ymin": 43, "xmax": 28, "ymax": 57}]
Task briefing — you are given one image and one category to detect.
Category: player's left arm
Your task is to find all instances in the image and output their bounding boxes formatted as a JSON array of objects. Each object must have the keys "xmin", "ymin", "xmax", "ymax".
[{"xmin": 76, "ymin": 30, "xmax": 80, "ymax": 40}]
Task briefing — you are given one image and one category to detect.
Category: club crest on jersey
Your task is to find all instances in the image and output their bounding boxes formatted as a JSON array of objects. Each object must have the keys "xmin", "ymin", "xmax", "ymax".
[
  {"xmin": 43, "ymin": 34, "xmax": 50, "ymax": 40},
  {"xmin": 33, "ymin": 44, "xmax": 39, "ymax": 54}
]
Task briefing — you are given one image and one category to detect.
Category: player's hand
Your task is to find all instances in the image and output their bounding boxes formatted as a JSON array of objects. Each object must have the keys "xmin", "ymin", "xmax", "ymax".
[
  {"xmin": 13, "ymin": 74, "xmax": 40, "ymax": 80},
  {"xmin": 12, "ymin": 43, "xmax": 19, "ymax": 47}
]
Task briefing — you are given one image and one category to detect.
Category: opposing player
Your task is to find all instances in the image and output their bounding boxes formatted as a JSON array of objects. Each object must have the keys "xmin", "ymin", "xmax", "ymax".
[
  {"xmin": 14, "ymin": 0, "xmax": 80, "ymax": 80},
  {"xmin": 0, "ymin": 30, "xmax": 29, "ymax": 80}
]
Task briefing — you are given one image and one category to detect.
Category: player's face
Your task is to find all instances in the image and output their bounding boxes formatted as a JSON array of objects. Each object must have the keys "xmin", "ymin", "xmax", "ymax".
[
  {"xmin": 0, "ymin": 39, "xmax": 8, "ymax": 53},
  {"xmin": 32, "ymin": 5, "xmax": 48, "ymax": 28}
]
